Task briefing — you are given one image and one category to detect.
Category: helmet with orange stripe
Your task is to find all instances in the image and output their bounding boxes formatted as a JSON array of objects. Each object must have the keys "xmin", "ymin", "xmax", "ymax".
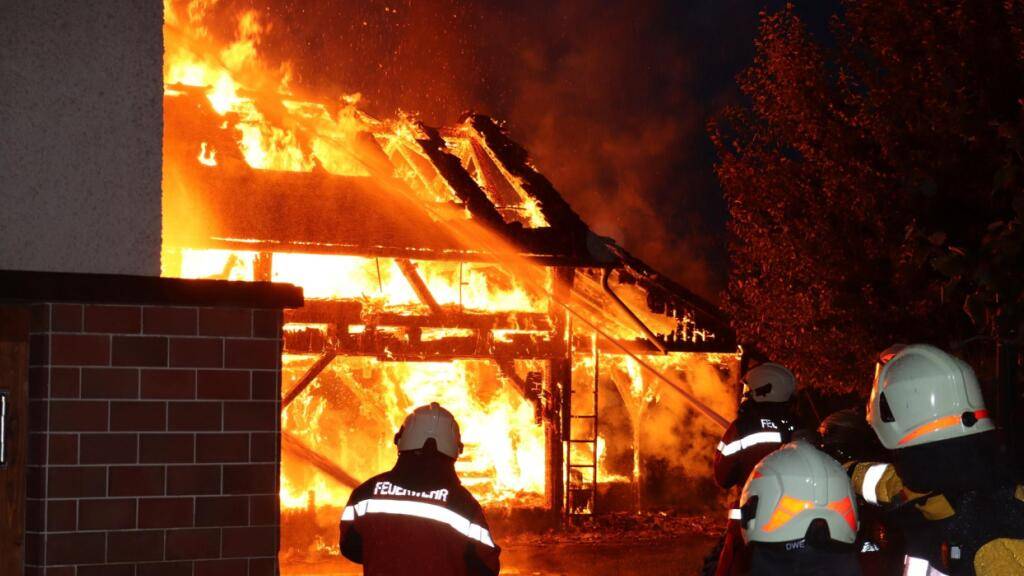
[
  {"xmin": 867, "ymin": 344, "xmax": 993, "ymax": 450},
  {"xmin": 737, "ymin": 441, "xmax": 859, "ymax": 545}
]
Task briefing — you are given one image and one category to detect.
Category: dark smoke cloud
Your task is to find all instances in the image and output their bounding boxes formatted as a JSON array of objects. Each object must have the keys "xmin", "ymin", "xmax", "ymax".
[{"xmin": 184, "ymin": 0, "xmax": 825, "ymax": 301}]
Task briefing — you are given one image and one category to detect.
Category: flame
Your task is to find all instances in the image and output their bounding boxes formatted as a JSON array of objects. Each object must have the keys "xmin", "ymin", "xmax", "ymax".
[
  {"xmin": 268, "ymin": 254, "xmax": 548, "ymax": 313},
  {"xmin": 163, "ymin": 0, "xmax": 552, "ymax": 232},
  {"xmin": 443, "ymin": 128, "xmax": 550, "ymax": 228},
  {"xmin": 421, "ymin": 327, "xmax": 475, "ymax": 342},
  {"xmin": 198, "ymin": 142, "xmax": 217, "ymax": 166},
  {"xmin": 176, "ymin": 248, "xmax": 255, "ymax": 281},
  {"xmin": 164, "ymin": 1, "xmax": 373, "ymax": 176},
  {"xmin": 170, "ymin": 245, "xmax": 553, "ymax": 510},
  {"xmin": 162, "ymin": 1, "xmax": 741, "ymax": 566},
  {"xmin": 281, "ymin": 355, "xmax": 547, "ymax": 510}
]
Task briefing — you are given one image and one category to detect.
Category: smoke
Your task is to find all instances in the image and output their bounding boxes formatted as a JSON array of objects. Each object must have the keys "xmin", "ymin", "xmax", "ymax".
[
  {"xmin": 495, "ymin": 1, "xmax": 722, "ymax": 300},
  {"xmin": 594, "ymin": 353, "xmax": 739, "ymax": 510},
  {"xmin": 644, "ymin": 356, "xmax": 738, "ymax": 486},
  {"xmin": 169, "ymin": 0, "xmax": 728, "ymax": 300}
]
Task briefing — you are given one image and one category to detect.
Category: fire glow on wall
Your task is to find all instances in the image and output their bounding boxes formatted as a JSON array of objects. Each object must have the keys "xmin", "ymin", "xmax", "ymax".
[{"xmin": 160, "ymin": 0, "xmax": 740, "ymax": 569}]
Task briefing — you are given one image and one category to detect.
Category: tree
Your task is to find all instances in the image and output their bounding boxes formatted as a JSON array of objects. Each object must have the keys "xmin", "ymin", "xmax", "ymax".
[{"xmin": 711, "ymin": 1, "xmax": 1024, "ymax": 395}]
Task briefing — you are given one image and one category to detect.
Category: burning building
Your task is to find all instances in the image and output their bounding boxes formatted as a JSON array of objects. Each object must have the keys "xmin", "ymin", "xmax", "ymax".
[
  {"xmin": 160, "ymin": 2, "xmax": 740, "ymax": 569},
  {"xmin": 0, "ymin": 2, "xmax": 739, "ymax": 574}
]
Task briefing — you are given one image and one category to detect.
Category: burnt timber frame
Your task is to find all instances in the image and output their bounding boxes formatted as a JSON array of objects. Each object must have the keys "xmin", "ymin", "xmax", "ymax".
[
  {"xmin": 281, "ymin": 349, "xmax": 338, "ymax": 408},
  {"xmin": 164, "ymin": 87, "xmax": 739, "ymax": 520},
  {"xmin": 395, "ymin": 259, "xmax": 445, "ymax": 317},
  {"xmin": 163, "ymin": 88, "xmax": 615, "ymax": 268}
]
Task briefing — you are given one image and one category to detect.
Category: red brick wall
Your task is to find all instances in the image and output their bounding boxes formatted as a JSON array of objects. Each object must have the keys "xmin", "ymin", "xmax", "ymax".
[{"xmin": 26, "ymin": 303, "xmax": 283, "ymax": 576}]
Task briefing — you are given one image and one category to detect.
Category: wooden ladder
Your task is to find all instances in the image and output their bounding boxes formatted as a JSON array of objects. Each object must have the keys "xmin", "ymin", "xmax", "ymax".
[{"xmin": 566, "ymin": 334, "xmax": 600, "ymax": 516}]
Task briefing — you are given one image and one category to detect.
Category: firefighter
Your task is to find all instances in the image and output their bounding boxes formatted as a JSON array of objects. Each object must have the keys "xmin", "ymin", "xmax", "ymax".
[
  {"xmin": 817, "ymin": 408, "xmax": 885, "ymax": 467},
  {"xmin": 842, "ymin": 343, "xmax": 946, "ymax": 575},
  {"xmin": 711, "ymin": 362, "xmax": 801, "ymax": 576},
  {"xmin": 817, "ymin": 408, "xmax": 904, "ymax": 574},
  {"xmin": 736, "ymin": 440, "xmax": 862, "ymax": 575},
  {"xmin": 714, "ymin": 362, "xmax": 800, "ymax": 489},
  {"xmin": 339, "ymin": 402, "xmax": 501, "ymax": 576},
  {"xmin": 852, "ymin": 343, "xmax": 1024, "ymax": 575}
]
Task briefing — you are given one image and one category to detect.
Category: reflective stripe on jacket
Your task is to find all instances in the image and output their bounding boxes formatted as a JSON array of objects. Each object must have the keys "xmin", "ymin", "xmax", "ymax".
[
  {"xmin": 340, "ymin": 465, "xmax": 500, "ymax": 576},
  {"xmin": 714, "ymin": 406, "xmax": 795, "ymax": 489}
]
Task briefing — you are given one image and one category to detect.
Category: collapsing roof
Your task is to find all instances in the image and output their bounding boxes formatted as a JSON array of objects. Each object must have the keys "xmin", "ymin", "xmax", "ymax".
[
  {"xmin": 165, "ymin": 87, "xmax": 605, "ymax": 264},
  {"xmin": 163, "ymin": 86, "xmax": 735, "ymax": 352}
]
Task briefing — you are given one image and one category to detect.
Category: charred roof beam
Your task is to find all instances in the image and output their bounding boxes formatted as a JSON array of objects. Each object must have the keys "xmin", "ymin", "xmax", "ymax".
[
  {"xmin": 395, "ymin": 258, "xmax": 444, "ymax": 317},
  {"xmin": 414, "ymin": 123, "xmax": 506, "ymax": 227},
  {"xmin": 601, "ymin": 268, "xmax": 668, "ymax": 355},
  {"xmin": 281, "ymin": 349, "xmax": 338, "ymax": 408}
]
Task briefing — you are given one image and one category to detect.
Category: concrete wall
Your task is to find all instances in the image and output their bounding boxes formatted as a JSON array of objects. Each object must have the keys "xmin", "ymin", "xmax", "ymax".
[{"xmin": 0, "ymin": 1, "xmax": 163, "ymax": 276}]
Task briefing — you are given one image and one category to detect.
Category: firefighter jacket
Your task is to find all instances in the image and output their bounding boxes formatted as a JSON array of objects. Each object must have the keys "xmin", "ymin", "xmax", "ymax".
[
  {"xmin": 849, "ymin": 460, "xmax": 957, "ymax": 573},
  {"xmin": 848, "ymin": 432, "xmax": 1024, "ymax": 576},
  {"xmin": 939, "ymin": 483, "xmax": 1024, "ymax": 576},
  {"xmin": 714, "ymin": 401, "xmax": 797, "ymax": 489},
  {"xmin": 747, "ymin": 540, "xmax": 862, "ymax": 576},
  {"xmin": 339, "ymin": 452, "xmax": 501, "ymax": 576}
]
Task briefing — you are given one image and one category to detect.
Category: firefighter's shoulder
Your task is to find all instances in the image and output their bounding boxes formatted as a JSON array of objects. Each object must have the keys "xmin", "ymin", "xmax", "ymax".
[
  {"xmin": 733, "ymin": 409, "xmax": 783, "ymax": 435},
  {"xmin": 444, "ymin": 482, "xmax": 488, "ymax": 520}
]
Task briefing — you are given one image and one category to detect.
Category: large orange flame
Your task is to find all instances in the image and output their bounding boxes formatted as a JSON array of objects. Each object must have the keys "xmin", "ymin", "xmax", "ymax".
[{"xmin": 162, "ymin": 1, "xmax": 739, "ymax": 567}]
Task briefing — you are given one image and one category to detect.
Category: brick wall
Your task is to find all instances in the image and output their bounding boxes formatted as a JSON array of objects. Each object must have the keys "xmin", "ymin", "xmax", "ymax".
[{"xmin": 26, "ymin": 303, "xmax": 283, "ymax": 576}]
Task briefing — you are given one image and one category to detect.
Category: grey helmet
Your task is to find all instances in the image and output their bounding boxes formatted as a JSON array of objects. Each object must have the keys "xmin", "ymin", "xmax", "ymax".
[
  {"xmin": 742, "ymin": 362, "xmax": 797, "ymax": 403},
  {"xmin": 395, "ymin": 402, "xmax": 464, "ymax": 459},
  {"xmin": 867, "ymin": 344, "xmax": 993, "ymax": 450},
  {"xmin": 737, "ymin": 441, "xmax": 859, "ymax": 545}
]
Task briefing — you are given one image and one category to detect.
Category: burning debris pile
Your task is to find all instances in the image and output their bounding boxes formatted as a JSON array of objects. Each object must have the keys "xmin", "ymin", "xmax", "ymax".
[
  {"xmin": 161, "ymin": 0, "xmax": 741, "ymax": 569},
  {"xmin": 505, "ymin": 511, "xmax": 722, "ymax": 546}
]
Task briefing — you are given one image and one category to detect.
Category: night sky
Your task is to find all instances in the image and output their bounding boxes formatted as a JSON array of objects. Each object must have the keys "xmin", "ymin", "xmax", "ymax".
[{"xmin": 198, "ymin": 0, "xmax": 838, "ymax": 301}]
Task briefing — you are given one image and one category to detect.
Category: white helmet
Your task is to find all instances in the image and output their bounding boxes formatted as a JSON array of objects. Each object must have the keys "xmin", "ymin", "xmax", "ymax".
[
  {"xmin": 742, "ymin": 362, "xmax": 796, "ymax": 403},
  {"xmin": 737, "ymin": 441, "xmax": 859, "ymax": 545},
  {"xmin": 395, "ymin": 402, "xmax": 463, "ymax": 459},
  {"xmin": 873, "ymin": 343, "xmax": 907, "ymax": 385},
  {"xmin": 867, "ymin": 344, "xmax": 993, "ymax": 450}
]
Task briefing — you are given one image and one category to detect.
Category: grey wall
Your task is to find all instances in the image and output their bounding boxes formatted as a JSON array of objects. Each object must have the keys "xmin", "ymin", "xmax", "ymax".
[{"xmin": 0, "ymin": 1, "xmax": 163, "ymax": 276}]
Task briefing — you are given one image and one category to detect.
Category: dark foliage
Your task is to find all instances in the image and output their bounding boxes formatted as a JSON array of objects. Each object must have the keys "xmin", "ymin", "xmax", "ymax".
[{"xmin": 711, "ymin": 1, "xmax": 1024, "ymax": 394}]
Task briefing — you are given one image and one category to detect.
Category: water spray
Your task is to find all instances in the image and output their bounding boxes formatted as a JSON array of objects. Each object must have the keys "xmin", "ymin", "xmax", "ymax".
[{"xmin": 364, "ymin": 147, "xmax": 732, "ymax": 431}]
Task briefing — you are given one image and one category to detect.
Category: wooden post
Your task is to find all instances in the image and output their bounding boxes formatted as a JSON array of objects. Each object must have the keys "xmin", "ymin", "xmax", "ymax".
[
  {"xmin": 547, "ymin": 267, "xmax": 574, "ymax": 521},
  {"xmin": 396, "ymin": 259, "xmax": 444, "ymax": 317},
  {"xmin": 281, "ymin": 349, "xmax": 338, "ymax": 409},
  {"xmin": 254, "ymin": 252, "xmax": 273, "ymax": 282}
]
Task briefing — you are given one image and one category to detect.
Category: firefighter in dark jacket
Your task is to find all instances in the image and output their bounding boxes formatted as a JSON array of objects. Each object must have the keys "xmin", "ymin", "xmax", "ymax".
[
  {"xmin": 736, "ymin": 440, "xmax": 862, "ymax": 576},
  {"xmin": 339, "ymin": 402, "xmax": 501, "ymax": 576},
  {"xmin": 849, "ymin": 344, "xmax": 1024, "ymax": 575},
  {"xmin": 817, "ymin": 408, "xmax": 904, "ymax": 575},
  {"xmin": 714, "ymin": 362, "xmax": 800, "ymax": 488},
  {"xmin": 713, "ymin": 362, "xmax": 800, "ymax": 576}
]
